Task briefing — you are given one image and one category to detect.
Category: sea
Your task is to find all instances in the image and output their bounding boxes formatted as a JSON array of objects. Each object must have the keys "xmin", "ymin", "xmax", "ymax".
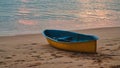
[{"xmin": 0, "ymin": 0, "xmax": 120, "ymax": 36}]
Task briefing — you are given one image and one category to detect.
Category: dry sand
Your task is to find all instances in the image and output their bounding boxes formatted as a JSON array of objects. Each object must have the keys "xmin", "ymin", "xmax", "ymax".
[{"xmin": 0, "ymin": 27, "xmax": 120, "ymax": 68}]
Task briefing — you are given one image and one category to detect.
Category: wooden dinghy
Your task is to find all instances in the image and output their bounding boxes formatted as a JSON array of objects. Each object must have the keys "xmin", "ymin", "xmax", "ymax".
[{"xmin": 42, "ymin": 29, "xmax": 98, "ymax": 53}]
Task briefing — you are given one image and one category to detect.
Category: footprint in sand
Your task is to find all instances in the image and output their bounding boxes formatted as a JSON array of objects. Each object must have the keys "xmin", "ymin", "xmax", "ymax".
[
  {"xmin": 105, "ymin": 49, "xmax": 111, "ymax": 50},
  {"xmin": 4, "ymin": 56, "xmax": 12, "ymax": 59},
  {"xmin": 0, "ymin": 61, "xmax": 6, "ymax": 65},
  {"xmin": 77, "ymin": 64, "xmax": 83, "ymax": 67},
  {"xmin": 23, "ymin": 43, "xmax": 38, "ymax": 46},
  {"xmin": 14, "ymin": 59, "xmax": 25, "ymax": 62},
  {"xmin": 0, "ymin": 49, "xmax": 6, "ymax": 52},
  {"xmin": 31, "ymin": 43, "xmax": 38, "ymax": 45},
  {"xmin": 106, "ymin": 43, "xmax": 117, "ymax": 46},
  {"xmin": 27, "ymin": 62, "xmax": 42, "ymax": 67},
  {"xmin": 51, "ymin": 53, "xmax": 63, "ymax": 58},
  {"xmin": 106, "ymin": 44, "xmax": 114, "ymax": 46},
  {"xmin": 110, "ymin": 65, "xmax": 120, "ymax": 68}
]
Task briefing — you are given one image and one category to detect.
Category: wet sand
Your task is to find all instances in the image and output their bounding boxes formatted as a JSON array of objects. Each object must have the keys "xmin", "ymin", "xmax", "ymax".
[{"xmin": 0, "ymin": 27, "xmax": 120, "ymax": 68}]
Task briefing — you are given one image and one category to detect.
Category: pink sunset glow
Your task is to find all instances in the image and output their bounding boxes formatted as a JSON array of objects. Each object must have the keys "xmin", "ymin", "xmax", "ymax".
[
  {"xmin": 18, "ymin": 19, "xmax": 37, "ymax": 25},
  {"xmin": 21, "ymin": 0, "xmax": 29, "ymax": 3}
]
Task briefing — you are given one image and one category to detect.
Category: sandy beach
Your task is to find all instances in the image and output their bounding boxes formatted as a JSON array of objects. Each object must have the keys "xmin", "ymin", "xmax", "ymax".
[{"xmin": 0, "ymin": 27, "xmax": 120, "ymax": 68}]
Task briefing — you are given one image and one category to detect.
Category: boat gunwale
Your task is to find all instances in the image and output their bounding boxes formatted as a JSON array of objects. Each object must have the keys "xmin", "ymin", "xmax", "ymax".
[{"xmin": 42, "ymin": 29, "xmax": 99, "ymax": 43}]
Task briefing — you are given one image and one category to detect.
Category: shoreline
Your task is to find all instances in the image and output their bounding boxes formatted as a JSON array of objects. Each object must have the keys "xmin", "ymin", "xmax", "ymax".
[
  {"xmin": 0, "ymin": 27, "xmax": 120, "ymax": 68},
  {"xmin": 0, "ymin": 26, "xmax": 120, "ymax": 37}
]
